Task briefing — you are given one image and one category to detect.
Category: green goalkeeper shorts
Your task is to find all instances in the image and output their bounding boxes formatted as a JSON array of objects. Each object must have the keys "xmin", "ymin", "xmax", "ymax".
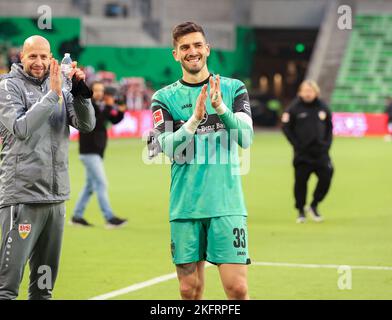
[{"xmin": 170, "ymin": 215, "xmax": 250, "ymax": 265}]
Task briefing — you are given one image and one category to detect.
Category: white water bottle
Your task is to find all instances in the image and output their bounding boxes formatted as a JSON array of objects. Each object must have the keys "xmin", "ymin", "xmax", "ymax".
[{"xmin": 61, "ymin": 53, "xmax": 72, "ymax": 91}]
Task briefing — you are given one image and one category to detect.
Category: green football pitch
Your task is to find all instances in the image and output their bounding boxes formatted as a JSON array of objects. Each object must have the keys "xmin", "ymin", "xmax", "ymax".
[{"xmin": 18, "ymin": 132, "xmax": 392, "ymax": 300}]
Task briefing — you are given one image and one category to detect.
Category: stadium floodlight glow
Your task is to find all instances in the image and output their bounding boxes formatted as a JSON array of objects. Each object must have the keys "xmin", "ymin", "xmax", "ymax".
[{"xmin": 295, "ymin": 43, "xmax": 305, "ymax": 53}]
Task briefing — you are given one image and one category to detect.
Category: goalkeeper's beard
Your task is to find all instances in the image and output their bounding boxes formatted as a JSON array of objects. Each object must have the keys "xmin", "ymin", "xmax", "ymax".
[{"xmin": 180, "ymin": 57, "xmax": 207, "ymax": 75}]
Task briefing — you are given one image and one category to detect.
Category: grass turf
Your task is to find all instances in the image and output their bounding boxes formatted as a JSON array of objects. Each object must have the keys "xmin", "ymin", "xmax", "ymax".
[{"xmin": 17, "ymin": 132, "xmax": 392, "ymax": 299}]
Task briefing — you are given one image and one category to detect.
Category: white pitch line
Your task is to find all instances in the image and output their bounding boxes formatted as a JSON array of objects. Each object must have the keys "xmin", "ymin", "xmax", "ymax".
[
  {"xmin": 89, "ymin": 272, "xmax": 178, "ymax": 300},
  {"xmin": 253, "ymin": 261, "xmax": 392, "ymax": 271},
  {"xmin": 89, "ymin": 261, "xmax": 392, "ymax": 300},
  {"xmin": 89, "ymin": 264, "xmax": 214, "ymax": 300}
]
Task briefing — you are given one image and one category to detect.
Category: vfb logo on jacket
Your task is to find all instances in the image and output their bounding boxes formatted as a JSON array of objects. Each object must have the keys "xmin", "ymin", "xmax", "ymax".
[{"xmin": 18, "ymin": 224, "xmax": 31, "ymax": 240}]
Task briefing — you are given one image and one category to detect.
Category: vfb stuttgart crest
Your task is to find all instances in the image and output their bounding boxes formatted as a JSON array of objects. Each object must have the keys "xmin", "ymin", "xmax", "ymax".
[
  {"xmin": 18, "ymin": 224, "xmax": 31, "ymax": 240},
  {"xmin": 318, "ymin": 111, "xmax": 327, "ymax": 121}
]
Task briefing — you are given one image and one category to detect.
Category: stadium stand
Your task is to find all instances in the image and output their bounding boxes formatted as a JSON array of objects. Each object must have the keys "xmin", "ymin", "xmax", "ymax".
[{"xmin": 331, "ymin": 14, "xmax": 392, "ymax": 113}]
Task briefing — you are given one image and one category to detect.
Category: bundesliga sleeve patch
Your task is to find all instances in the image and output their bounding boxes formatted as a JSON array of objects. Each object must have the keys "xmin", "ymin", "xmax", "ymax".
[{"xmin": 153, "ymin": 109, "xmax": 164, "ymax": 128}]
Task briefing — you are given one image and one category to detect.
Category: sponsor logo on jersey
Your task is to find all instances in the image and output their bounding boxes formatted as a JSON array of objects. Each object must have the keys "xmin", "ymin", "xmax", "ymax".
[
  {"xmin": 319, "ymin": 111, "xmax": 327, "ymax": 121},
  {"xmin": 195, "ymin": 114, "xmax": 226, "ymax": 135},
  {"xmin": 199, "ymin": 112, "xmax": 208, "ymax": 125},
  {"xmin": 18, "ymin": 224, "xmax": 31, "ymax": 240},
  {"xmin": 153, "ymin": 109, "xmax": 164, "ymax": 127}
]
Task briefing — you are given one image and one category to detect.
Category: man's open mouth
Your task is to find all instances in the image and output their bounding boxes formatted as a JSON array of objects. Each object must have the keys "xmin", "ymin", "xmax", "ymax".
[{"xmin": 186, "ymin": 56, "xmax": 201, "ymax": 63}]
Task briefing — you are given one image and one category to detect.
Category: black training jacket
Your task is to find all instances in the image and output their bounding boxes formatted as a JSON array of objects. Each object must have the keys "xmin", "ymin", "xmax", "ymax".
[
  {"xmin": 78, "ymin": 100, "xmax": 124, "ymax": 158},
  {"xmin": 282, "ymin": 97, "xmax": 333, "ymax": 160}
]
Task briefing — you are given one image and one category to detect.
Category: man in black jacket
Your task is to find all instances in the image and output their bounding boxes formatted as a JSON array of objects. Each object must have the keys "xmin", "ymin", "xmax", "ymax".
[
  {"xmin": 282, "ymin": 80, "xmax": 333, "ymax": 223},
  {"xmin": 71, "ymin": 81, "xmax": 127, "ymax": 228}
]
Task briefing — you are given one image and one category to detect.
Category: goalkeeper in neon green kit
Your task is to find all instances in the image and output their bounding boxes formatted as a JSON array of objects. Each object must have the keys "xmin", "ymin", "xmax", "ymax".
[{"xmin": 150, "ymin": 22, "xmax": 253, "ymax": 300}]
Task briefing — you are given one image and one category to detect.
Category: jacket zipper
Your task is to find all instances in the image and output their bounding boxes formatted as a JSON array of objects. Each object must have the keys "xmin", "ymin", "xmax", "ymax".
[
  {"xmin": 10, "ymin": 206, "xmax": 14, "ymax": 231},
  {"xmin": 52, "ymin": 146, "xmax": 56, "ymax": 194},
  {"xmin": 49, "ymin": 109, "xmax": 57, "ymax": 194}
]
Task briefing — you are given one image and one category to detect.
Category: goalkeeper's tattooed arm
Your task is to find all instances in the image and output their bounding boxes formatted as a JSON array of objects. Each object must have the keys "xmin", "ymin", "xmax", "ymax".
[{"xmin": 210, "ymin": 75, "xmax": 254, "ymax": 149}]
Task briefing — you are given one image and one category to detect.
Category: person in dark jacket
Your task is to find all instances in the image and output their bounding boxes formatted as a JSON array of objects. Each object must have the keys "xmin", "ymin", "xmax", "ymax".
[
  {"xmin": 0, "ymin": 35, "xmax": 95, "ymax": 300},
  {"xmin": 282, "ymin": 80, "xmax": 334, "ymax": 223},
  {"xmin": 71, "ymin": 81, "xmax": 128, "ymax": 228}
]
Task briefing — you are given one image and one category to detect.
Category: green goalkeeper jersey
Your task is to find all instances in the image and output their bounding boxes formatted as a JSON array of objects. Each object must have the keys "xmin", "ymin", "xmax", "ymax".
[{"xmin": 151, "ymin": 74, "xmax": 253, "ymax": 221}]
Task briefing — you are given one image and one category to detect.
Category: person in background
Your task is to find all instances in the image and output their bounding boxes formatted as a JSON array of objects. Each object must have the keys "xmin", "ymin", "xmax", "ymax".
[
  {"xmin": 126, "ymin": 78, "xmax": 150, "ymax": 110},
  {"xmin": 71, "ymin": 81, "xmax": 128, "ymax": 228},
  {"xmin": 282, "ymin": 80, "xmax": 334, "ymax": 223},
  {"xmin": 384, "ymin": 97, "xmax": 392, "ymax": 142},
  {"xmin": 7, "ymin": 47, "xmax": 20, "ymax": 70}
]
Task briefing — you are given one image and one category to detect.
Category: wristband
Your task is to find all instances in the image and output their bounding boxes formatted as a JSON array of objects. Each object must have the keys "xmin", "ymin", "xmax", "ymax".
[
  {"xmin": 215, "ymin": 102, "xmax": 228, "ymax": 115},
  {"xmin": 183, "ymin": 114, "xmax": 202, "ymax": 134}
]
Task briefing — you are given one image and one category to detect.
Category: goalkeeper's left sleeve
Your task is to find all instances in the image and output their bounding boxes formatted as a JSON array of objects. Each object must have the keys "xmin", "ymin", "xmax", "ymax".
[{"xmin": 216, "ymin": 102, "xmax": 254, "ymax": 149}]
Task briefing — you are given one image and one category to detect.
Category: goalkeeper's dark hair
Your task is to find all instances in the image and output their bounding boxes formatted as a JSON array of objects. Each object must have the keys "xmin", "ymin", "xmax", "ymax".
[{"xmin": 172, "ymin": 22, "xmax": 206, "ymax": 47}]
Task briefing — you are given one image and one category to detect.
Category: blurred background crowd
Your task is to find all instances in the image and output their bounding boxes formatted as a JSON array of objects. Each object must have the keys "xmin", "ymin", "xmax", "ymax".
[{"xmin": 1, "ymin": 0, "xmax": 392, "ymax": 132}]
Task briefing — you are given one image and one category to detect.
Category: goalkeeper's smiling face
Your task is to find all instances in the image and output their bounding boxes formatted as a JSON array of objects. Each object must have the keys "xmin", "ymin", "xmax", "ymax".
[{"xmin": 173, "ymin": 32, "xmax": 210, "ymax": 75}]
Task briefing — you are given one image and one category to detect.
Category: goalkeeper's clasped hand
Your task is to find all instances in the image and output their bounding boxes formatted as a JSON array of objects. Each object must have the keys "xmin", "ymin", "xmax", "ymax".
[
  {"xmin": 194, "ymin": 75, "xmax": 222, "ymax": 121},
  {"xmin": 209, "ymin": 74, "xmax": 222, "ymax": 108},
  {"xmin": 194, "ymin": 83, "xmax": 208, "ymax": 121}
]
